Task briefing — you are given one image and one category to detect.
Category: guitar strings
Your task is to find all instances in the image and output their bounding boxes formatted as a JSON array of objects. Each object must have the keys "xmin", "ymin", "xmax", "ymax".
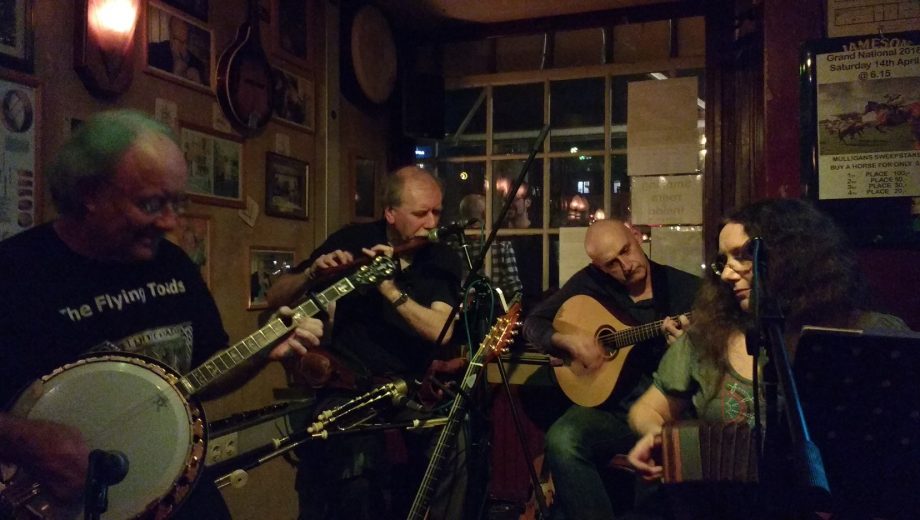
[{"xmin": 596, "ymin": 313, "xmax": 693, "ymax": 350}]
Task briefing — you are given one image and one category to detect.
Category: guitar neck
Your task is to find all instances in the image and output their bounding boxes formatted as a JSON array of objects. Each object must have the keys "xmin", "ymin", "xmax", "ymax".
[
  {"xmin": 180, "ymin": 277, "xmax": 359, "ymax": 395},
  {"xmin": 406, "ymin": 304, "xmax": 520, "ymax": 519},
  {"xmin": 406, "ymin": 348, "xmax": 484, "ymax": 520},
  {"xmin": 601, "ymin": 312, "xmax": 692, "ymax": 351}
]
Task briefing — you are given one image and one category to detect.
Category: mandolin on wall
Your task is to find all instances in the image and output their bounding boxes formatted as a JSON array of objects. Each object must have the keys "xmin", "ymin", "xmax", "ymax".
[{"xmin": 216, "ymin": 0, "xmax": 275, "ymax": 136}]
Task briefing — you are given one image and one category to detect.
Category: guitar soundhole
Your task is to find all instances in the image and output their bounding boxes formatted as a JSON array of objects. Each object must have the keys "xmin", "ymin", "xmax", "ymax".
[{"xmin": 596, "ymin": 326, "xmax": 619, "ymax": 358}]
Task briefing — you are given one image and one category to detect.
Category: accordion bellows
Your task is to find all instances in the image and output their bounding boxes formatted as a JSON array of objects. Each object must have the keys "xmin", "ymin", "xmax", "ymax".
[{"xmin": 661, "ymin": 421, "xmax": 759, "ymax": 484}]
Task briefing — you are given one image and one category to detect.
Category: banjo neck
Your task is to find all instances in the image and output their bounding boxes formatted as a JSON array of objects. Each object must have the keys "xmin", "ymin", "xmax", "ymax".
[{"xmin": 179, "ymin": 256, "xmax": 396, "ymax": 395}]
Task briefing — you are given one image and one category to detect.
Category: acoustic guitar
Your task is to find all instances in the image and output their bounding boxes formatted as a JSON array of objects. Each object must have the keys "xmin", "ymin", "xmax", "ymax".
[
  {"xmin": 552, "ymin": 295, "xmax": 690, "ymax": 407},
  {"xmin": 216, "ymin": 0, "xmax": 274, "ymax": 136}
]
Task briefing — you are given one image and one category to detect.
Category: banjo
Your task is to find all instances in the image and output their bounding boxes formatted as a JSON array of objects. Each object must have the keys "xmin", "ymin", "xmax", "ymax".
[{"xmin": 0, "ymin": 256, "xmax": 396, "ymax": 519}]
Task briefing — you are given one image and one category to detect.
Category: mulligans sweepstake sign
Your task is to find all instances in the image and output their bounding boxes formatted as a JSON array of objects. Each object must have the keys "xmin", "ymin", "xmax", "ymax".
[{"xmin": 814, "ymin": 33, "xmax": 920, "ymax": 200}]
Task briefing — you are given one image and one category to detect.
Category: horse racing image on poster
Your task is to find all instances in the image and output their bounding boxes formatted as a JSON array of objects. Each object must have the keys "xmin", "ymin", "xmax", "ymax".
[{"xmin": 813, "ymin": 31, "xmax": 920, "ymax": 200}]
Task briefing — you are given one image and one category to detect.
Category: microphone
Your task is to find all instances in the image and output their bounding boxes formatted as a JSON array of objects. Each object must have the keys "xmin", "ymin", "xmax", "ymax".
[
  {"xmin": 85, "ymin": 449, "xmax": 129, "ymax": 519},
  {"xmin": 426, "ymin": 219, "xmax": 478, "ymax": 242},
  {"xmin": 89, "ymin": 449, "xmax": 129, "ymax": 485},
  {"xmin": 392, "ymin": 394, "xmax": 426, "ymax": 412}
]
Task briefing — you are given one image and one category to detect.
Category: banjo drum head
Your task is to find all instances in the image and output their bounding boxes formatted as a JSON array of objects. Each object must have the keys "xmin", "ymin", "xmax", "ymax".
[{"xmin": 12, "ymin": 355, "xmax": 201, "ymax": 519}]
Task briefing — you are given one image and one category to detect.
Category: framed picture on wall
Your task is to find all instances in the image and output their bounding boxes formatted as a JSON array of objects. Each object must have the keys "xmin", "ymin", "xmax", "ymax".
[
  {"xmin": 271, "ymin": 66, "xmax": 314, "ymax": 132},
  {"xmin": 265, "ymin": 152, "xmax": 309, "ymax": 220},
  {"xmin": 0, "ymin": 0, "xmax": 33, "ymax": 73},
  {"xmin": 352, "ymin": 155, "xmax": 378, "ymax": 222},
  {"xmin": 160, "ymin": 0, "xmax": 209, "ymax": 22},
  {"xmin": 271, "ymin": 0, "xmax": 310, "ymax": 69},
  {"xmin": 248, "ymin": 247, "xmax": 295, "ymax": 310},
  {"xmin": 180, "ymin": 124, "xmax": 244, "ymax": 208},
  {"xmin": 165, "ymin": 214, "xmax": 211, "ymax": 286},
  {"xmin": 145, "ymin": 2, "xmax": 213, "ymax": 91},
  {"xmin": 0, "ymin": 72, "xmax": 39, "ymax": 241}
]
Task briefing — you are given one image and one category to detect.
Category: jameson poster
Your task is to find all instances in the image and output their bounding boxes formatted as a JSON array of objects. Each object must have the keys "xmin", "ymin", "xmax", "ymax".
[{"xmin": 814, "ymin": 32, "xmax": 920, "ymax": 199}]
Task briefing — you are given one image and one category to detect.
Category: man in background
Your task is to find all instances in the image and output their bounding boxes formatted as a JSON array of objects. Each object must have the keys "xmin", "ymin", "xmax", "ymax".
[{"xmin": 457, "ymin": 193, "xmax": 522, "ymax": 299}]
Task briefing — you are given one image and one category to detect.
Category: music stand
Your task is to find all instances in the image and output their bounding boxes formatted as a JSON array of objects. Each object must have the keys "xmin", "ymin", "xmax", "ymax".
[{"xmin": 793, "ymin": 326, "xmax": 920, "ymax": 518}]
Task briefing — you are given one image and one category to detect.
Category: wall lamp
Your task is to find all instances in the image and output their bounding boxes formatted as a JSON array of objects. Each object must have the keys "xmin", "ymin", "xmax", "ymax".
[{"xmin": 75, "ymin": 0, "xmax": 141, "ymax": 99}]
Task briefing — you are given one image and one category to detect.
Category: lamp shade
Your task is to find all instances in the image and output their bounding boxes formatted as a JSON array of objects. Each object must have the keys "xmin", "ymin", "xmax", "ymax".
[{"xmin": 74, "ymin": 0, "xmax": 141, "ymax": 98}]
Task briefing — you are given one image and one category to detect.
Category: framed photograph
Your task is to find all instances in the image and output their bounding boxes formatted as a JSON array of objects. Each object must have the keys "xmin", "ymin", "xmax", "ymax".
[
  {"xmin": 265, "ymin": 152, "xmax": 309, "ymax": 220},
  {"xmin": 180, "ymin": 123, "xmax": 244, "ymax": 208},
  {"xmin": 352, "ymin": 155, "xmax": 378, "ymax": 222},
  {"xmin": 160, "ymin": 0, "xmax": 208, "ymax": 22},
  {"xmin": 248, "ymin": 247, "xmax": 295, "ymax": 310},
  {"xmin": 0, "ymin": 0, "xmax": 33, "ymax": 72},
  {"xmin": 271, "ymin": 66, "xmax": 314, "ymax": 132},
  {"xmin": 271, "ymin": 0, "xmax": 310, "ymax": 69},
  {"xmin": 145, "ymin": 2, "xmax": 213, "ymax": 91},
  {"xmin": 166, "ymin": 214, "xmax": 210, "ymax": 286},
  {"xmin": 0, "ymin": 72, "xmax": 39, "ymax": 241}
]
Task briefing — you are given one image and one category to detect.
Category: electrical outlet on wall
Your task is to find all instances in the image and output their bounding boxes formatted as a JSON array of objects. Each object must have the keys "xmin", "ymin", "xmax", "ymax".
[{"xmin": 205, "ymin": 432, "xmax": 239, "ymax": 466}]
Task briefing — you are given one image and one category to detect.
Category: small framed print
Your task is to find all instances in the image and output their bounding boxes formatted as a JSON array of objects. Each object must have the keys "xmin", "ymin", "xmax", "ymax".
[
  {"xmin": 180, "ymin": 123, "xmax": 244, "ymax": 208},
  {"xmin": 271, "ymin": 0, "xmax": 310, "ymax": 69},
  {"xmin": 0, "ymin": 72, "xmax": 39, "ymax": 241},
  {"xmin": 248, "ymin": 247, "xmax": 295, "ymax": 310},
  {"xmin": 145, "ymin": 2, "xmax": 213, "ymax": 91},
  {"xmin": 265, "ymin": 152, "xmax": 309, "ymax": 220},
  {"xmin": 165, "ymin": 214, "xmax": 210, "ymax": 286},
  {"xmin": 271, "ymin": 66, "xmax": 314, "ymax": 132},
  {"xmin": 0, "ymin": 0, "xmax": 34, "ymax": 73},
  {"xmin": 352, "ymin": 155, "xmax": 378, "ymax": 222},
  {"xmin": 160, "ymin": 0, "xmax": 208, "ymax": 22}
]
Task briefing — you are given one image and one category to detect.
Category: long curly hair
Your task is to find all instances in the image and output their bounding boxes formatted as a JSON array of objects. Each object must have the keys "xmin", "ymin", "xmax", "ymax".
[{"xmin": 688, "ymin": 198, "xmax": 866, "ymax": 374}]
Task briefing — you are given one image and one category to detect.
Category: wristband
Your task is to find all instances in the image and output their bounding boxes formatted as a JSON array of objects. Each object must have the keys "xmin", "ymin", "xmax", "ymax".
[{"xmin": 391, "ymin": 291, "xmax": 409, "ymax": 307}]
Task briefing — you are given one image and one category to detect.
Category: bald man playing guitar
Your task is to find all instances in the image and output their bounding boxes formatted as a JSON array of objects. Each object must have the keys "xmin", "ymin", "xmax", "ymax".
[{"xmin": 522, "ymin": 219, "xmax": 699, "ymax": 520}]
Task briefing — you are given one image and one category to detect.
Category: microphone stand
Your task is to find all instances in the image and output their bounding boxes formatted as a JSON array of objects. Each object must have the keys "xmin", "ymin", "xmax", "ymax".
[
  {"xmin": 427, "ymin": 124, "xmax": 551, "ymax": 519},
  {"xmin": 746, "ymin": 238, "xmax": 830, "ymax": 515}
]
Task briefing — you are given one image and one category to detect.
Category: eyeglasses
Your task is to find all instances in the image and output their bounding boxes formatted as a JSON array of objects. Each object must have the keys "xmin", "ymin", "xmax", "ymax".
[
  {"xmin": 134, "ymin": 194, "xmax": 189, "ymax": 216},
  {"xmin": 710, "ymin": 241, "xmax": 753, "ymax": 276}
]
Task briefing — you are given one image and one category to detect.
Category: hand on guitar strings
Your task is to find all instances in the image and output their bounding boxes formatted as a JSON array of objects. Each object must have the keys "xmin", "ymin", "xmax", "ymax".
[
  {"xmin": 265, "ymin": 306, "xmax": 324, "ymax": 361},
  {"xmin": 626, "ymin": 430, "xmax": 664, "ymax": 481},
  {"xmin": 553, "ymin": 332, "xmax": 606, "ymax": 371},
  {"xmin": 661, "ymin": 314, "xmax": 690, "ymax": 345}
]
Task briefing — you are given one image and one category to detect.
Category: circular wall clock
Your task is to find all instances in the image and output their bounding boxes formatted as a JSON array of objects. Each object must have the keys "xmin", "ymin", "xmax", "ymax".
[{"xmin": 350, "ymin": 5, "xmax": 397, "ymax": 104}]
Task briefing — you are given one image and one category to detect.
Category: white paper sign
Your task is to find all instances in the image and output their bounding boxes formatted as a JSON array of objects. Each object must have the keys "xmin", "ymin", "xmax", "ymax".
[
  {"xmin": 558, "ymin": 227, "xmax": 590, "ymax": 286},
  {"xmin": 630, "ymin": 174, "xmax": 703, "ymax": 225},
  {"xmin": 275, "ymin": 133, "xmax": 291, "ymax": 155},
  {"xmin": 154, "ymin": 98, "xmax": 179, "ymax": 136},
  {"xmin": 627, "ymin": 77, "xmax": 700, "ymax": 176},
  {"xmin": 650, "ymin": 226, "xmax": 704, "ymax": 278},
  {"xmin": 827, "ymin": 0, "xmax": 920, "ymax": 38}
]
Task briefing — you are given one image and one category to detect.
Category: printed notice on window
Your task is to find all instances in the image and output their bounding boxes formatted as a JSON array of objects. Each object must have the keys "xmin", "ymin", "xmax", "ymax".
[
  {"xmin": 627, "ymin": 77, "xmax": 700, "ymax": 176},
  {"xmin": 815, "ymin": 34, "xmax": 920, "ymax": 200},
  {"xmin": 827, "ymin": 0, "xmax": 920, "ymax": 38}
]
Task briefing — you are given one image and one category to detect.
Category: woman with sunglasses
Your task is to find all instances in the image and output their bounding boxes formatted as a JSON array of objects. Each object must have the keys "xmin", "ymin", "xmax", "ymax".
[{"xmin": 625, "ymin": 198, "xmax": 909, "ymax": 488}]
